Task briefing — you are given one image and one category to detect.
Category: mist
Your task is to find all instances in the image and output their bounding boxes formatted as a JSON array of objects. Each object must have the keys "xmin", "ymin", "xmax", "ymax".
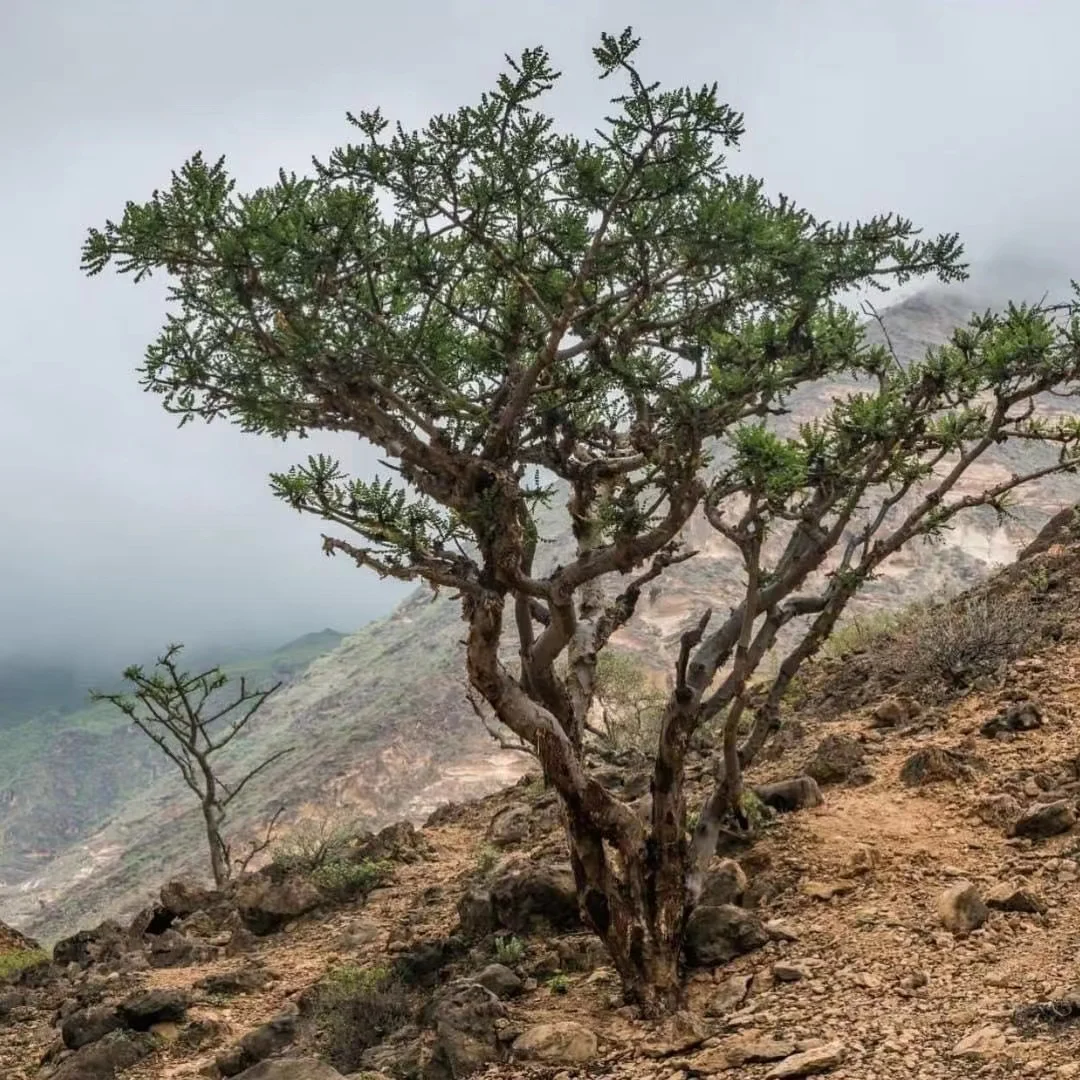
[{"xmin": 4, "ymin": 0, "xmax": 1080, "ymax": 664}]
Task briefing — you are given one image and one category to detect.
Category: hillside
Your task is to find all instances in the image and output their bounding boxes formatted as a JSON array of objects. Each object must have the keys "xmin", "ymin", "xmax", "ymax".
[
  {"xmin": 6, "ymin": 533, "xmax": 1080, "ymax": 1078},
  {"xmin": 5, "ymin": 285, "xmax": 1080, "ymax": 946}
]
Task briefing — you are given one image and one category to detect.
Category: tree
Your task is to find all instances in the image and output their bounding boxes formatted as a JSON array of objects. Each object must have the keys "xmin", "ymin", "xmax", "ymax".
[
  {"xmin": 92, "ymin": 645, "xmax": 293, "ymax": 886},
  {"xmin": 82, "ymin": 29, "xmax": 1080, "ymax": 1012}
]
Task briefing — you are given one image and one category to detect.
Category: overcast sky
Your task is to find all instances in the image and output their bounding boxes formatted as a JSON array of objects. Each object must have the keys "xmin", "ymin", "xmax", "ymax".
[{"xmin": 3, "ymin": 0, "xmax": 1080, "ymax": 664}]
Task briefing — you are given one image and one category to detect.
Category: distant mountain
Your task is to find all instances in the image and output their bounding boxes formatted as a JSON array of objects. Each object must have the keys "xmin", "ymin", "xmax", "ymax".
[{"xmin": 6, "ymin": 285, "xmax": 1080, "ymax": 943}]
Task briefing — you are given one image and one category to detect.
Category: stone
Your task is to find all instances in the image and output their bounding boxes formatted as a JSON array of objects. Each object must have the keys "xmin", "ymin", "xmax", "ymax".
[
  {"xmin": 873, "ymin": 696, "xmax": 918, "ymax": 727},
  {"xmin": 706, "ymin": 973, "xmax": 752, "ymax": 1015},
  {"xmin": 981, "ymin": 700, "xmax": 1042, "ymax": 738},
  {"xmin": 235, "ymin": 877, "xmax": 322, "ymax": 935},
  {"xmin": 952, "ymin": 1024, "xmax": 1007, "ymax": 1059},
  {"xmin": 513, "ymin": 1020, "xmax": 598, "ymax": 1064},
  {"xmin": 117, "ymin": 987, "xmax": 190, "ymax": 1030},
  {"xmin": 52, "ymin": 920, "xmax": 125, "ymax": 968},
  {"xmin": 474, "ymin": 963, "xmax": 524, "ymax": 999},
  {"xmin": 700, "ymin": 859, "xmax": 748, "ymax": 907},
  {"xmin": 773, "ymin": 961, "xmax": 812, "ymax": 982},
  {"xmin": 765, "ymin": 1041, "xmax": 847, "ymax": 1077},
  {"xmin": 691, "ymin": 1032, "xmax": 797, "ymax": 1071},
  {"xmin": 457, "ymin": 886, "xmax": 496, "ymax": 938},
  {"xmin": 216, "ymin": 1005, "xmax": 299, "ymax": 1076},
  {"xmin": 489, "ymin": 862, "xmax": 580, "ymax": 932},
  {"xmin": 683, "ymin": 904, "xmax": 768, "ymax": 967},
  {"xmin": 899, "ymin": 746, "xmax": 970, "ymax": 786},
  {"xmin": 50, "ymin": 1032, "xmax": 156, "ymax": 1079},
  {"xmin": 802, "ymin": 880, "xmax": 855, "ymax": 902},
  {"xmin": 804, "ymin": 734, "xmax": 865, "ymax": 785},
  {"xmin": 430, "ymin": 981, "xmax": 507, "ymax": 1077},
  {"xmin": 975, "ymin": 793, "xmax": 1024, "ymax": 830},
  {"xmin": 488, "ymin": 804, "xmax": 531, "ymax": 847},
  {"xmin": 753, "ymin": 776, "xmax": 824, "ymax": 814},
  {"xmin": 196, "ymin": 964, "xmax": 271, "ymax": 995},
  {"xmin": 937, "ymin": 882, "xmax": 989, "ymax": 934},
  {"xmin": 841, "ymin": 845, "xmax": 878, "ymax": 878},
  {"xmin": 985, "ymin": 882, "xmax": 1046, "ymax": 914},
  {"xmin": 764, "ymin": 919, "xmax": 800, "ymax": 942},
  {"xmin": 60, "ymin": 1005, "xmax": 122, "ymax": 1050},
  {"xmin": 159, "ymin": 879, "xmax": 221, "ymax": 918},
  {"xmin": 232, "ymin": 1061, "xmax": 345, "ymax": 1079},
  {"xmin": 1011, "ymin": 800, "xmax": 1076, "ymax": 839}
]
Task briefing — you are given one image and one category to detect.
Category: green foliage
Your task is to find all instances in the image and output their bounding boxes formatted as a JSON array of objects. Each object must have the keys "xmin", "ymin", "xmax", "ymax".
[
  {"xmin": 272, "ymin": 813, "xmax": 364, "ymax": 875},
  {"xmin": 822, "ymin": 611, "xmax": 902, "ymax": 660},
  {"xmin": 474, "ymin": 844, "xmax": 500, "ymax": 878},
  {"xmin": 311, "ymin": 858, "xmax": 391, "ymax": 901},
  {"xmin": 494, "ymin": 935, "xmax": 525, "ymax": 965},
  {"xmin": 1027, "ymin": 565, "xmax": 1051, "ymax": 595},
  {"xmin": 316, "ymin": 964, "xmax": 412, "ymax": 1070},
  {"xmin": 739, "ymin": 790, "xmax": 771, "ymax": 832},
  {"xmin": 548, "ymin": 973, "xmax": 571, "ymax": 995},
  {"xmin": 594, "ymin": 651, "xmax": 667, "ymax": 752},
  {"xmin": 0, "ymin": 949, "xmax": 49, "ymax": 982}
]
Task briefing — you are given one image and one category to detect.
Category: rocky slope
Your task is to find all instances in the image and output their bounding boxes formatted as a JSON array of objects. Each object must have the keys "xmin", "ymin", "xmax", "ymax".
[
  {"xmin": 6, "ymin": 284, "xmax": 1080, "ymax": 946},
  {"xmin": 5, "ymin": 534, "xmax": 1080, "ymax": 1078}
]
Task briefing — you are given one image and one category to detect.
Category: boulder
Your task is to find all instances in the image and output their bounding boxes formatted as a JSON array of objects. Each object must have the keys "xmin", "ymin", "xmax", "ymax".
[
  {"xmin": 60, "ymin": 1005, "xmax": 122, "ymax": 1050},
  {"xmin": 52, "ymin": 920, "xmax": 125, "ymax": 968},
  {"xmin": 1011, "ymin": 800, "xmax": 1076, "ymax": 839},
  {"xmin": 51, "ymin": 1031, "xmax": 155, "ymax": 1079},
  {"xmin": 683, "ymin": 904, "xmax": 768, "ymax": 967},
  {"xmin": 804, "ymin": 734, "xmax": 865, "ymax": 785},
  {"xmin": 147, "ymin": 927, "xmax": 212, "ymax": 968},
  {"xmin": 487, "ymin": 804, "xmax": 531, "ymax": 848},
  {"xmin": 513, "ymin": 1020, "xmax": 598, "ymax": 1064},
  {"xmin": 216, "ymin": 1005, "xmax": 299, "ymax": 1076},
  {"xmin": 474, "ymin": 963, "xmax": 524, "ymax": 999},
  {"xmin": 899, "ymin": 747, "xmax": 970, "ymax": 787},
  {"xmin": 700, "ymin": 859, "xmax": 748, "ymax": 907},
  {"xmin": 159, "ymin": 879, "xmax": 221, "ymax": 918},
  {"xmin": 489, "ymin": 862, "xmax": 580, "ymax": 933},
  {"xmin": 872, "ymin": 696, "xmax": 919, "ymax": 727},
  {"xmin": 985, "ymin": 883, "xmax": 1046, "ymax": 914},
  {"xmin": 753, "ymin": 776, "xmax": 824, "ymax": 814},
  {"xmin": 937, "ymin": 882, "xmax": 988, "ymax": 934},
  {"xmin": 117, "ymin": 987, "xmax": 190, "ymax": 1030},
  {"xmin": 457, "ymin": 887, "xmax": 496, "ymax": 938},
  {"xmin": 430, "ymin": 981, "xmax": 507, "ymax": 1077},
  {"xmin": 974, "ymin": 793, "xmax": 1023, "ymax": 830},
  {"xmin": 765, "ymin": 1041, "xmax": 847, "ymax": 1077},
  {"xmin": 346, "ymin": 821, "xmax": 432, "ymax": 865},
  {"xmin": 235, "ymin": 877, "xmax": 322, "ymax": 935}
]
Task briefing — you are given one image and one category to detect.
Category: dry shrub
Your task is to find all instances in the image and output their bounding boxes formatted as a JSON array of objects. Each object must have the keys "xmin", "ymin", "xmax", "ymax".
[{"xmin": 316, "ymin": 964, "xmax": 413, "ymax": 1070}]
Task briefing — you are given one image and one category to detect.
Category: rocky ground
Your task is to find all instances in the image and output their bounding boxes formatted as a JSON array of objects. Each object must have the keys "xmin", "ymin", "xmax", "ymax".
[{"xmin": 6, "ymin": 539, "xmax": 1080, "ymax": 1079}]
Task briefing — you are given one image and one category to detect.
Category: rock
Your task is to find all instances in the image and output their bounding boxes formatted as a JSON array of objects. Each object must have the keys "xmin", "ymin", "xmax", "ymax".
[
  {"xmin": 457, "ymin": 886, "xmax": 496, "ymax": 938},
  {"xmin": 60, "ymin": 1005, "xmax": 122, "ymax": 1050},
  {"xmin": 706, "ymin": 973, "xmax": 751, "ymax": 1015},
  {"xmin": 700, "ymin": 859, "xmax": 748, "ymax": 907},
  {"xmin": 235, "ymin": 877, "xmax": 322, "ymax": 935},
  {"xmin": 52, "ymin": 920, "xmax": 125, "ymax": 968},
  {"xmin": 216, "ymin": 1005, "xmax": 299, "ymax": 1076},
  {"xmin": 1011, "ymin": 800, "xmax": 1076, "ymax": 839},
  {"xmin": 937, "ymin": 881, "xmax": 989, "ymax": 934},
  {"xmin": 395, "ymin": 937, "xmax": 464, "ymax": 987},
  {"xmin": 474, "ymin": 963, "xmax": 524, "ymax": 999},
  {"xmin": 952, "ymin": 1024, "xmax": 1007, "ymax": 1059},
  {"xmin": 346, "ymin": 820, "xmax": 432, "ymax": 864},
  {"xmin": 873, "ymin": 696, "xmax": 919, "ymax": 727},
  {"xmin": 513, "ymin": 1021, "xmax": 598, "ymax": 1064},
  {"xmin": 231, "ymin": 1061, "xmax": 346, "ymax": 1079},
  {"xmin": 117, "ymin": 987, "xmax": 190, "ymax": 1029},
  {"xmin": 802, "ymin": 880, "xmax": 855, "ymax": 902},
  {"xmin": 765, "ymin": 1041, "xmax": 847, "ymax": 1077},
  {"xmin": 488, "ymin": 804, "xmax": 531, "ymax": 848},
  {"xmin": 804, "ymin": 734, "xmax": 865, "ymax": 785},
  {"xmin": 196, "ymin": 964, "xmax": 271, "ymax": 995},
  {"xmin": 764, "ymin": 919, "xmax": 800, "ymax": 942},
  {"xmin": 692, "ymin": 1032, "xmax": 798, "ymax": 1071},
  {"xmin": 147, "ymin": 927, "xmax": 212, "ymax": 968},
  {"xmin": 683, "ymin": 904, "xmax": 768, "ymax": 967},
  {"xmin": 359, "ymin": 1026, "xmax": 424, "ymax": 1077},
  {"xmin": 975, "ymin": 793, "xmax": 1024, "ymax": 830},
  {"xmin": 430, "ymin": 981, "xmax": 507, "ymax": 1077},
  {"xmin": 981, "ymin": 700, "xmax": 1042, "ymax": 738},
  {"xmin": 899, "ymin": 746, "xmax": 970, "ymax": 786},
  {"xmin": 50, "ymin": 1031, "xmax": 155, "ymax": 1079},
  {"xmin": 489, "ymin": 862, "xmax": 580, "ymax": 932},
  {"xmin": 159, "ymin": 879, "xmax": 221, "ymax": 918},
  {"xmin": 773, "ymin": 961, "xmax": 812, "ymax": 982},
  {"xmin": 753, "ymin": 776, "xmax": 824, "ymax": 813},
  {"xmin": 985, "ymin": 883, "xmax": 1046, "ymax": 914}
]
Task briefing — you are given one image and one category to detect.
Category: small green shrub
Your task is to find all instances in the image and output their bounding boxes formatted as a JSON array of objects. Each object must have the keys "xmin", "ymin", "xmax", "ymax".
[
  {"xmin": 272, "ymin": 814, "xmax": 363, "ymax": 876},
  {"xmin": 548, "ymin": 973, "xmax": 570, "ymax": 995},
  {"xmin": 0, "ymin": 949, "xmax": 49, "ymax": 982},
  {"xmin": 316, "ymin": 964, "xmax": 412, "ymax": 1070},
  {"xmin": 475, "ymin": 844, "xmax": 499, "ymax": 878},
  {"xmin": 493, "ymin": 935, "xmax": 525, "ymax": 965},
  {"xmin": 739, "ymin": 789, "xmax": 772, "ymax": 831},
  {"xmin": 312, "ymin": 858, "xmax": 392, "ymax": 901}
]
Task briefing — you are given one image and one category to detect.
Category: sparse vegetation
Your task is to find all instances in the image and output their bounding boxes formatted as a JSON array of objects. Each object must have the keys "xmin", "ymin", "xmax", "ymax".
[
  {"xmin": 593, "ymin": 652, "xmax": 668, "ymax": 753},
  {"xmin": 548, "ymin": 973, "xmax": 571, "ymax": 995},
  {"xmin": 494, "ymin": 935, "xmax": 525, "ymax": 966},
  {"xmin": 91, "ymin": 645, "xmax": 293, "ymax": 887},
  {"xmin": 272, "ymin": 812, "xmax": 364, "ymax": 875},
  {"xmin": 311, "ymin": 858, "xmax": 392, "ymax": 901},
  {"xmin": 474, "ymin": 844, "xmax": 500, "ymax": 878},
  {"xmin": 0, "ymin": 949, "xmax": 48, "ymax": 983},
  {"xmin": 315, "ymin": 964, "xmax": 413, "ymax": 1070},
  {"xmin": 86, "ymin": 24, "xmax": 1080, "ymax": 1012}
]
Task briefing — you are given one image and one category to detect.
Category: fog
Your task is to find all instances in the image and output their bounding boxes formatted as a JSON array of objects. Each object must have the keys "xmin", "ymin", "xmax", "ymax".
[{"xmin": 3, "ymin": 0, "xmax": 1080, "ymax": 664}]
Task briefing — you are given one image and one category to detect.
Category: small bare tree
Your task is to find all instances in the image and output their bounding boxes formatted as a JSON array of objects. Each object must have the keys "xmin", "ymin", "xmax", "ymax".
[{"xmin": 93, "ymin": 645, "xmax": 294, "ymax": 886}]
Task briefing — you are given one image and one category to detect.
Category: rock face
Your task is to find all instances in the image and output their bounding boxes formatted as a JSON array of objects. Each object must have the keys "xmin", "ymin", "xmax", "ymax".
[
  {"xmin": 1011, "ymin": 799, "xmax": 1076, "ymax": 838},
  {"xmin": 683, "ymin": 904, "xmax": 769, "ymax": 967},
  {"xmin": 937, "ymin": 882, "xmax": 989, "ymax": 933},
  {"xmin": 513, "ymin": 1020, "xmax": 598, "ymax": 1063}
]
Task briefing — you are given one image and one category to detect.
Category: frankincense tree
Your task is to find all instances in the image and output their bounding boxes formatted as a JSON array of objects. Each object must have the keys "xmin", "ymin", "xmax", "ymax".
[{"xmin": 83, "ymin": 29, "xmax": 1080, "ymax": 1012}]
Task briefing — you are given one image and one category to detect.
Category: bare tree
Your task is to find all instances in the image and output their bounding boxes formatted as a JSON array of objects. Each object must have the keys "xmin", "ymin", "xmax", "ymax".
[{"xmin": 93, "ymin": 645, "xmax": 293, "ymax": 886}]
